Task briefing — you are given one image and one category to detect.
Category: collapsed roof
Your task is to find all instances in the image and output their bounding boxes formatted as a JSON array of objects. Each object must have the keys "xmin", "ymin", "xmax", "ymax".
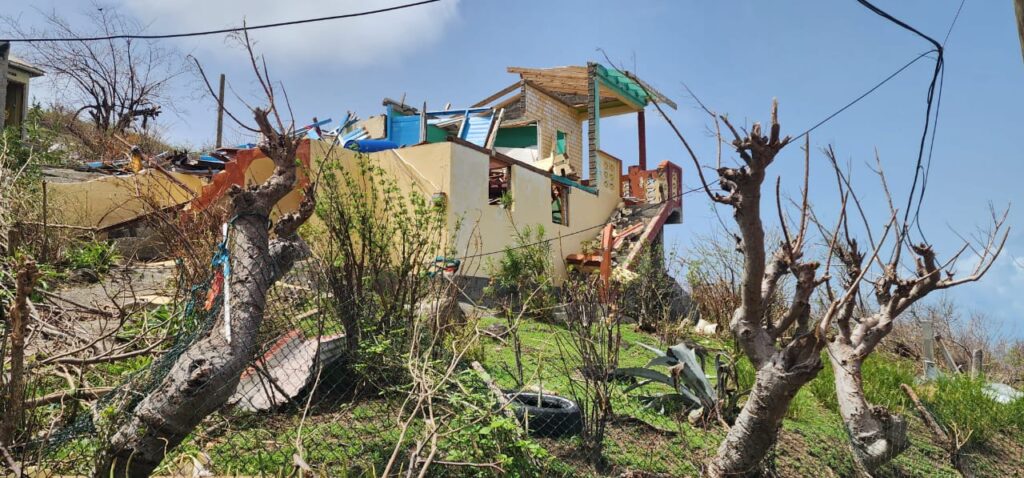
[{"xmin": 474, "ymin": 64, "xmax": 676, "ymax": 123}]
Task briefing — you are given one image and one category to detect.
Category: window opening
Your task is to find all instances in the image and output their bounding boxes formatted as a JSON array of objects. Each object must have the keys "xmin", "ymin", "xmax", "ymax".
[
  {"xmin": 551, "ymin": 183, "xmax": 569, "ymax": 225},
  {"xmin": 489, "ymin": 165, "xmax": 511, "ymax": 205}
]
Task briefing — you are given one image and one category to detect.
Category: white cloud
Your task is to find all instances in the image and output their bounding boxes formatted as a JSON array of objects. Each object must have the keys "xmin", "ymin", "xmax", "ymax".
[{"xmin": 120, "ymin": 0, "xmax": 460, "ymax": 68}]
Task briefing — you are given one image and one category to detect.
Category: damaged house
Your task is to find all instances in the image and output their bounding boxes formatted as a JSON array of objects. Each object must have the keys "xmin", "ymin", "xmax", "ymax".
[
  {"xmin": 33, "ymin": 62, "xmax": 685, "ymax": 410},
  {"xmin": 43, "ymin": 62, "xmax": 683, "ymax": 288},
  {"xmin": 319, "ymin": 62, "xmax": 684, "ymax": 287}
]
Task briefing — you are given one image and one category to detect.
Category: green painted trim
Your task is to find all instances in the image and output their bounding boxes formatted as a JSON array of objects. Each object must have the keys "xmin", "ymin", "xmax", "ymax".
[
  {"xmin": 593, "ymin": 77, "xmax": 601, "ymax": 148},
  {"xmin": 553, "ymin": 173, "xmax": 597, "ymax": 195},
  {"xmin": 494, "ymin": 125, "xmax": 538, "ymax": 148},
  {"xmin": 594, "ymin": 63, "xmax": 648, "ymax": 109},
  {"xmin": 593, "ymin": 76, "xmax": 601, "ymax": 188}
]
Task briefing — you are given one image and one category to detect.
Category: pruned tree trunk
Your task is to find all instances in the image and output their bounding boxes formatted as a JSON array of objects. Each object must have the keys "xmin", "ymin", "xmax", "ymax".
[
  {"xmin": 829, "ymin": 340, "xmax": 908, "ymax": 472},
  {"xmin": 815, "ymin": 146, "xmax": 1007, "ymax": 472},
  {"xmin": 92, "ymin": 58, "xmax": 316, "ymax": 474},
  {"xmin": 94, "ymin": 212, "xmax": 308, "ymax": 477},
  {"xmin": 699, "ymin": 104, "xmax": 833, "ymax": 476},
  {"xmin": 0, "ymin": 259, "xmax": 38, "ymax": 447},
  {"xmin": 709, "ymin": 338, "xmax": 822, "ymax": 476},
  {"xmin": 638, "ymin": 76, "xmax": 1006, "ymax": 477}
]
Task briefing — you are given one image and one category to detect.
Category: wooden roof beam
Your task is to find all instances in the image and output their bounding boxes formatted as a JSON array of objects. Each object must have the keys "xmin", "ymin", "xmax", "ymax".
[{"xmin": 471, "ymin": 80, "xmax": 524, "ymax": 108}]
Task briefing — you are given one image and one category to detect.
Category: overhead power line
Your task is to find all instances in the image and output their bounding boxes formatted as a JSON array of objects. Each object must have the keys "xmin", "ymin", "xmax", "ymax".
[
  {"xmin": 792, "ymin": 49, "xmax": 937, "ymax": 141},
  {"xmin": 455, "ymin": 182, "xmax": 715, "ymax": 261},
  {"xmin": 0, "ymin": 0, "xmax": 441, "ymax": 43},
  {"xmin": 854, "ymin": 0, "xmax": 947, "ymax": 241}
]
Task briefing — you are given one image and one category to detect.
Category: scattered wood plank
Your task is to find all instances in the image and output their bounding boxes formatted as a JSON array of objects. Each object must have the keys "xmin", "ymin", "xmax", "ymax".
[{"xmin": 472, "ymin": 81, "xmax": 523, "ymax": 108}]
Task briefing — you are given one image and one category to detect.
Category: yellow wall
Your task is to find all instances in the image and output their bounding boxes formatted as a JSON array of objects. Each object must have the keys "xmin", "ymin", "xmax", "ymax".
[
  {"xmin": 309, "ymin": 140, "xmax": 452, "ymax": 200},
  {"xmin": 309, "ymin": 141, "xmax": 620, "ymax": 283},
  {"xmin": 48, "ymin": 140, "xmax": 621, "ymax": 284},
  {"xmin": 46, "ymin": 170, "xmax": 207, "ymax": 230},
  {"xmin": 46, "ymin": 157, "xmax": 307, "ymax": 231}
]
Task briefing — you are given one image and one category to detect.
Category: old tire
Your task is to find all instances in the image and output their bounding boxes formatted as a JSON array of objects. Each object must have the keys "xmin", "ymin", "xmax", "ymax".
[{"xmin": 505, "ymin": 392, "xmax": 583, "ymax": 438}]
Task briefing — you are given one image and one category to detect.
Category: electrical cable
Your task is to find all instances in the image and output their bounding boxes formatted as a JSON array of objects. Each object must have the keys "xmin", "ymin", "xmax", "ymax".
[
  {"xmin": 854, "ymin": 0, "xmax": 946, "ymax": 244},
  {"xmin": 454, "ymin": 181, "xmax": 715, "ymax": 261},
  {"xmin": 791, "ymin": 49, "xmax": 937, "ymax": 141},
  {"xmin": 913, "ymin": 0, "xmax": 966, "ymax": 239},
  {"xmin": 0, "ymin": 0, "xmax": 441, "ymax": 43}
]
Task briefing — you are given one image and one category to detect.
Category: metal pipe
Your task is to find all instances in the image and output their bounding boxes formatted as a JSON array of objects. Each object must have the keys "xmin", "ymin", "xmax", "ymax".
[{"xmin": 637, "ymin": 109, "xmax": 647, "ymax": 170}]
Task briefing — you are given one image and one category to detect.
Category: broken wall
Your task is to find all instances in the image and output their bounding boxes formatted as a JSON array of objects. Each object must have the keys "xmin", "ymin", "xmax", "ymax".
[
  {"xmin": 46, "ymin": 171, "xmax": 207, "ymax": 230},
  {"xmin": 447, "ymin": 143, "xmax": 619, "ymax": 283},
  {"xmin": 308, "ymin": 140, "xmax": 620, "ymax": 284},
  {"xmin": 523, "ymin": 84, "xmax": 583, "ymax": 176}
]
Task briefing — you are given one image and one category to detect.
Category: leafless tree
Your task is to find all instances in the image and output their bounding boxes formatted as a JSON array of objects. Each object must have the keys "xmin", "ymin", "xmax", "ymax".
[
  {"xmin": 90, "ymin": 33, "xmax": 315, "ymax": 477},
  {"xmin": 3, "ymin": 6, "xmax": 184, "ymax": 151},
  {"xmin": 644, "ymin": 97, "xmax": 1007, "ymax": 476},
  {"xmin": 820, "ymin": 146, "xmax": 1008, "ymax": 472}
]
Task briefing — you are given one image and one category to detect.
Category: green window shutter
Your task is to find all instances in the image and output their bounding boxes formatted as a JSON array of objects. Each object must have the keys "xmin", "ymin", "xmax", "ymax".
[{"xmin": 556, "ymin": 130, "xmax": 567, "ymax": 155}]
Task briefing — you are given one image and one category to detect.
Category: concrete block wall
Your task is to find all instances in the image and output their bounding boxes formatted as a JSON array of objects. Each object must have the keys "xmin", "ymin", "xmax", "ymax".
[{"xmin": 523, "ymin": 85, "xmax": 583, "ymax": 176}]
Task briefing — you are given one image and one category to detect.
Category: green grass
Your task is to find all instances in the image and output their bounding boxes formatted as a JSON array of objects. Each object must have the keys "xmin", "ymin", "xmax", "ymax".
[
  {"xmin": 806, "ymin": 353, "xmax": 916, "ymax": 414},
  {"xmin": 779, "ymin": 395, "xmax": 857, "ymax": 477},
  {"xmin": 42, "ymin": 314, "xmax": 1022, "ymax": 477},
  {"xmin": 917, "ymin": 375, "xmax": 1024, "ymax": 447},
  {"xmin": 476, "ymin": 316, "xmax": 735, "ymax": 474},
  {"xmin": 64, "ymin": 239, "xmax": 119, "ymax": 273},
  {"xmin": 161, "ymin": 402, "xmax": 409, "ymax": 477}
]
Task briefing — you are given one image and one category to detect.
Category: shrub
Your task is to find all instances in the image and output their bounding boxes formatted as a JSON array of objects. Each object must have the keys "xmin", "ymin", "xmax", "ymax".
[
  {"xmin": 485, "ymin": 224, "xmax": 556, "ymax": 321},
  {"xmin": 485, "ymin": 224, "xmax": 556, "ymax": 386},
  {"xmin": 618, "ymin": 243, "xmax": 685, "ymax": 334},
  {"xmin": 438, "ymin": 370, "xmax": 557, "ymax": 477},
  {"xmin": 313, "ymin": 152, "xmax": 449, "ymax": 391},
  {"xmin": 556, "ymin": 276, "xmax": 621, "ymax": 472}
]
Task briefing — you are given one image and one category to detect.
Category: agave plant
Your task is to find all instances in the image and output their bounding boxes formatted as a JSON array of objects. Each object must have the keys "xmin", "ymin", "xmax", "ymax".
[{"xmin": 616, "ymin": 341, "xmax": 740, "ymax": 416}]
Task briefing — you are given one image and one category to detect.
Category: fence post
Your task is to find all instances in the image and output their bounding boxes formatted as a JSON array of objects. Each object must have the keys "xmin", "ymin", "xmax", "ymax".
[
  {"xmin": 0, "ymin": 259, "xmax": 39, "ymax": 446},
  {"xmin": 0, "ymin": 41, "xmax": 9, "ymax": 132},
  {"xmin": 921, "ymin": 319, "xmax": 938, "ymax": 380},
  {"xmin": 970, "ymin": 349, "xmax": 983, "ymax": 379},
  {"xmin": 41, "ymin": 180, "xmax": 48, "ymax": 263},
  {"xmin": 936, "ymin": 334, "xmax": 960, "ymax": 373}
]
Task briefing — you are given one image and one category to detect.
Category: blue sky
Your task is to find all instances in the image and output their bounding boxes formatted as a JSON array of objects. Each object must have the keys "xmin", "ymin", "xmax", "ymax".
[{"xmin": 4, "ymin": 0, "xmax": 1023, "ymax": 336}]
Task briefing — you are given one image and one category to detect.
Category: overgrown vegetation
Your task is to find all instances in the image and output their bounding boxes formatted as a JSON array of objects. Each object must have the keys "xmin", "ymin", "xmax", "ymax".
[
  {"xmin": 556, "ymin": 276, "xmax": 621, "ymax": 471},
  {"xmin": 486, "ymin": 224, "xmax": 557, "ymax": 321},
  {"xmin": 1, "ymin": 16, "xmax": 1021, "ymax": 475},
  {"xmin": 314, "ymin": 153, "xmax": 449, "ymax": 392}
]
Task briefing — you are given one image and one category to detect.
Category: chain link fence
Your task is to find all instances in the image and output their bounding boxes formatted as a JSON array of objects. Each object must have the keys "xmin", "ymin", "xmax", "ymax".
[
  {"xmin": 1, "ymin": 157, "xmax": 711, "ymax": 477},
  {"xmin": 3, "ymin": 249, "xmax": 716, "ymax": 477}
]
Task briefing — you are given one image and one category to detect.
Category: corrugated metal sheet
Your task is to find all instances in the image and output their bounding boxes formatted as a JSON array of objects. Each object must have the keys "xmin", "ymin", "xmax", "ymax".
[
  {"xmin": 389, "ymin": 115, "xmax": 421, "ymax": 147},
  {"xmin": 460, "ymin": 114, "xmax": 493, "ymax": 146}
]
